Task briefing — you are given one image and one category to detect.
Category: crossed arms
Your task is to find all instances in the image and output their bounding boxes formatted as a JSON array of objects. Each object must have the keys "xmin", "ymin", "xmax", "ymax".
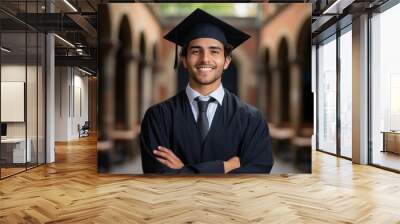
[
  {"xmin": 139, "ymin": 106, "xmax": 273, "ymax": 174},
  {"xmin": 153, "ymin": 146, "xmax": 240, "ymax": 173}
]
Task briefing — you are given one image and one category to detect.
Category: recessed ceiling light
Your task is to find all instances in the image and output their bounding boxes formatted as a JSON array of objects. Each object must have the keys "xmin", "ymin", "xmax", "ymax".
[
  {"xmin": 1, "ymin": 47, "xmax": 11, "ymax": 53},
  {"xmin": 54, "ymin": 34, "xmax": 75, "ymax": 48},
  {"xmin": 322, "ymin": 0, "xmax": 354, "ymax": 15},
  {"xmin": 77, "ymin": 67, "xmax": 93, "ymax": 76},
  {"xmin": 63, "ymin": 0, "xmax": 78, "ymax": 12}
]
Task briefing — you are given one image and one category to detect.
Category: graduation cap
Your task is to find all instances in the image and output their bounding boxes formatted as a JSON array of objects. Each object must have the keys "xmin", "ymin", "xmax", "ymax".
[{"xmin": 164, "ymin": 8, "xmax": 251, "ymax": 69}]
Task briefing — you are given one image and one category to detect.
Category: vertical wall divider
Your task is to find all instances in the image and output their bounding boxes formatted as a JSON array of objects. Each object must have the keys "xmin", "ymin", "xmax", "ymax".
[
  {"xmin": 315, "ymin": 44, "xmax": 319, "ymax": 151},
  {"xmin": 25, "ymin": 0, "xmax": 28, "ymax": 171},
  {"xmin": 336, "ymin": 26, "xmax": 341, "ymax": 157},
  {"xmin": 36, "ymin": 0, "xmax": 39, "ymax": 168},
  {"xmin": 367, "ymin": 11, "xmax": 373, "ymax": 165},
  {"xmin": 44, "ymin": 23, "xmax": 47, "ymax": 164}
]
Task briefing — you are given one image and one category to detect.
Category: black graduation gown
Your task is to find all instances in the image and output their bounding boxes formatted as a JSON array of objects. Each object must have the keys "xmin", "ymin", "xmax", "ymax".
[{"xmin": 139, "ymin": 89, "xmax": 274, "ymax": 174}]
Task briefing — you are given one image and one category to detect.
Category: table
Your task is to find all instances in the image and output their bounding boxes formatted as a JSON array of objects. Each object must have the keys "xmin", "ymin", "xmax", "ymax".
[
  {"xmin": 1, "ymin": 138, "xmax": 31, "ymax": 163},
  {"xmin": 381, "ymin": 131, "xmax": 400, "ymax": 154}
]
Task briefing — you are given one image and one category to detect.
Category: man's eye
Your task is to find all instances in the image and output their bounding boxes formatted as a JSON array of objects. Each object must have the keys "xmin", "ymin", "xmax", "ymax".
[
  {"xmin": 211, "ymin": 50, "xmax": 220, "ymax": 54},
  {"xmin": 191, "ymin": 50, "xmax": 199, "ymax": 54}
]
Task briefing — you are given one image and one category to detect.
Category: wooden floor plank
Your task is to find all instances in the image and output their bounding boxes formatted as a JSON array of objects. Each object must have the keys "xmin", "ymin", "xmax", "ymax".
[{"xmin": 0, "ymin": 135, "xmax": 400, "ymax": 223}]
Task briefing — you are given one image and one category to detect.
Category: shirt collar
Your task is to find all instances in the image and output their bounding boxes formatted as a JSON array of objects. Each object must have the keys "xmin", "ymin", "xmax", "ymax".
[{"xmin": 185, "ymin": 83, "xmax": 225, "ymax": 106}]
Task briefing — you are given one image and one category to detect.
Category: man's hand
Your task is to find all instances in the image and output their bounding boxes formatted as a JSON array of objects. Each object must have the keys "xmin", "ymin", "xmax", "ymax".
[
  {"xmin": 223, "ymin": 156, "xmax": 240, "ymax": 173},
  {"xmin": 153, "ymin": 146, "xmax": 184, "ymax": 169}
]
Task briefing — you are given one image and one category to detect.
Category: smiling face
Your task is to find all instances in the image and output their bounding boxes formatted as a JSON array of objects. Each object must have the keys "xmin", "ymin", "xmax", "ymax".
[{"xmin": 182, "ymin": 38, "xmax": 231, "ymax": 88}]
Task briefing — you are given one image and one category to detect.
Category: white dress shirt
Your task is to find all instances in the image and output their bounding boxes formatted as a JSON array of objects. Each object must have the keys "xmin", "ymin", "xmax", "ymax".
[{"xmin": 185, "ymin": 84, "xmax": 225, "ymax": 128}]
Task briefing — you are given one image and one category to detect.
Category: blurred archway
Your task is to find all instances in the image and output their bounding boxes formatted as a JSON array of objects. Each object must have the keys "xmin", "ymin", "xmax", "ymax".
[
  {"xmin": 112, "ymin": 15, "xmax": 135, "ymax": 165},
  {"xmin": 278, "ymin": 38, "xmax": 290, "ymax": 125},
  {"xmin": 297, "ymin": 17, "xmax": 313, "ymax": 128},
  {"xmin": 264, "ymin": 48, "xmax": 272, "ymax": 119},
  {"xmin": 115, "ymin": 15, "xmax": 132, "ymax": 130},
  {"xmin": 137, "ymin": 32, "xmax": 146, "ymax": 121}
]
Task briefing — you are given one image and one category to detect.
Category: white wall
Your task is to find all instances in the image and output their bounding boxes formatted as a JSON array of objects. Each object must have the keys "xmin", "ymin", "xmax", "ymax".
[
  {"xmin": 1, "ymin": 65, "xmax": 31, "ymax": 137},
  {"xmin": 55, "ymin": 67, "xmax": 89, "ymax": 141},
  {"xmin": 1, "ymin": 63, "xmax": 46, "ymax": 164},
  {"xmin": 72, "ymin": 72, "xmax": 89, "ymax": 138},
  {"xmin": 55, "ymin": 66, "xmax": 69, "ymax": 141}
]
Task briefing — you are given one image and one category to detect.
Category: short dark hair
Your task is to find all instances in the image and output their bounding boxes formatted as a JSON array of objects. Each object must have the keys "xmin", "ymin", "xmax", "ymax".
[{"xmin": 180, "ymin": 42, "xmax": 233, "ymax": 58}]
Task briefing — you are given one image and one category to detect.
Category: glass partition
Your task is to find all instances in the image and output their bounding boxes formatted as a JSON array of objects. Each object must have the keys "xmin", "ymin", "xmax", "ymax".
[
  {"xmin": 370, "ymin": 3, "xmax": 400, "ymax": 171},
  {"xmin": 27, "ymin": 30, "xmax": 38, "ymax": 169},
  {"xmin": 317, "ymin": 35, "xmax": 337, "ymax": 154},
  {"xmin": 0, "ymin": 1, "xmax": 46, "ymax": 179},
  {"xmin": 1, "ymin": 30, "xmax": 28, "ymax": 177},
  {"xmin": 339, "ymin": 27, "xmax": 352, "ymax": 158},
  {"xmin": 38, "ymin": 32, "xmax": 45, "ymax": 165}
]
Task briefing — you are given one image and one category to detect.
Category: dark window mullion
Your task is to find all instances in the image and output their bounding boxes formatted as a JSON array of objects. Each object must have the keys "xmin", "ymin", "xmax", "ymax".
[
  {"xmin": 44, "ymin": 0, "xmax": 48, "ymax": 164},
  {"xmin": 367, "ymin": 11, "xmax": 373, "ymax": 165},
  {"xmin": 36, "ymin": 0, "xmax": 39, "ymax": 168},
  {"xmin": 25, "ymin": 0, "xmax": 28, "ymax": 171},
  {"xmin": 336, "ymin": 28, "xmax": 341, "ymax": 157},
  {"xmin": 316, "ymin": 44, "xmax": 319, "ymax": 150}
]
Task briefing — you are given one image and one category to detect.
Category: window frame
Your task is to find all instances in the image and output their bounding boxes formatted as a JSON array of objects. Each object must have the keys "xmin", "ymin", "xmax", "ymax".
[{"xmin": 315, "ymin": 21, "xmax": 353, "ymax": 161}]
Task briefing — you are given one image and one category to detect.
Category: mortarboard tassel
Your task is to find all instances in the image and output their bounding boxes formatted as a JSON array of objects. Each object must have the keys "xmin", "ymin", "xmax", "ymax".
[{"xmin": 174, "ymin": 44, "xmax": 178, "ymax": 69}]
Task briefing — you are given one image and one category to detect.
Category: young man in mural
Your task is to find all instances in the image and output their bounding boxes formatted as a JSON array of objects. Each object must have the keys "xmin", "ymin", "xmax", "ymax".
[{"xmin": 140, "ymin": 9, "xmax": 273, "ymax": 174}]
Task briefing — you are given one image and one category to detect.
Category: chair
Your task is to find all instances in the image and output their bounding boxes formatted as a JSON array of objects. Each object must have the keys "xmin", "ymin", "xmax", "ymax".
[{"xmin": 79, "ymin": 121, "xmax": 90, "ymax": 138}]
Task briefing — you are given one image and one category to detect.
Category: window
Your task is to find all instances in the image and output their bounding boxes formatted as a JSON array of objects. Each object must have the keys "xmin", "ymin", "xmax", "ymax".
[
  {"xmin": 339, "ymin": 27, "xmax": 352, "ymax": 158},
  {"xmin": 317, "ymin": 35, "xmax": 337, "ymax": 154},
  {"xmin": 370, "ymin": 2, "xmax": 400, "ymax": 171}
]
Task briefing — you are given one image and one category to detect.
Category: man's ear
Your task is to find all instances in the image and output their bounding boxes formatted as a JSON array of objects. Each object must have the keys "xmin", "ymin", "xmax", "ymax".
[{"xmin": 223, "ymin": 56, "xmax": 232, "ymax": 70}]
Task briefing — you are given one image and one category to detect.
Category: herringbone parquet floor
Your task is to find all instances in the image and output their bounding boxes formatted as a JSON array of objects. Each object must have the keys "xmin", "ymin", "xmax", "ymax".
[{"xmin": 1, "ymin": 135, "xmax": 400, "ymax": 223}]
